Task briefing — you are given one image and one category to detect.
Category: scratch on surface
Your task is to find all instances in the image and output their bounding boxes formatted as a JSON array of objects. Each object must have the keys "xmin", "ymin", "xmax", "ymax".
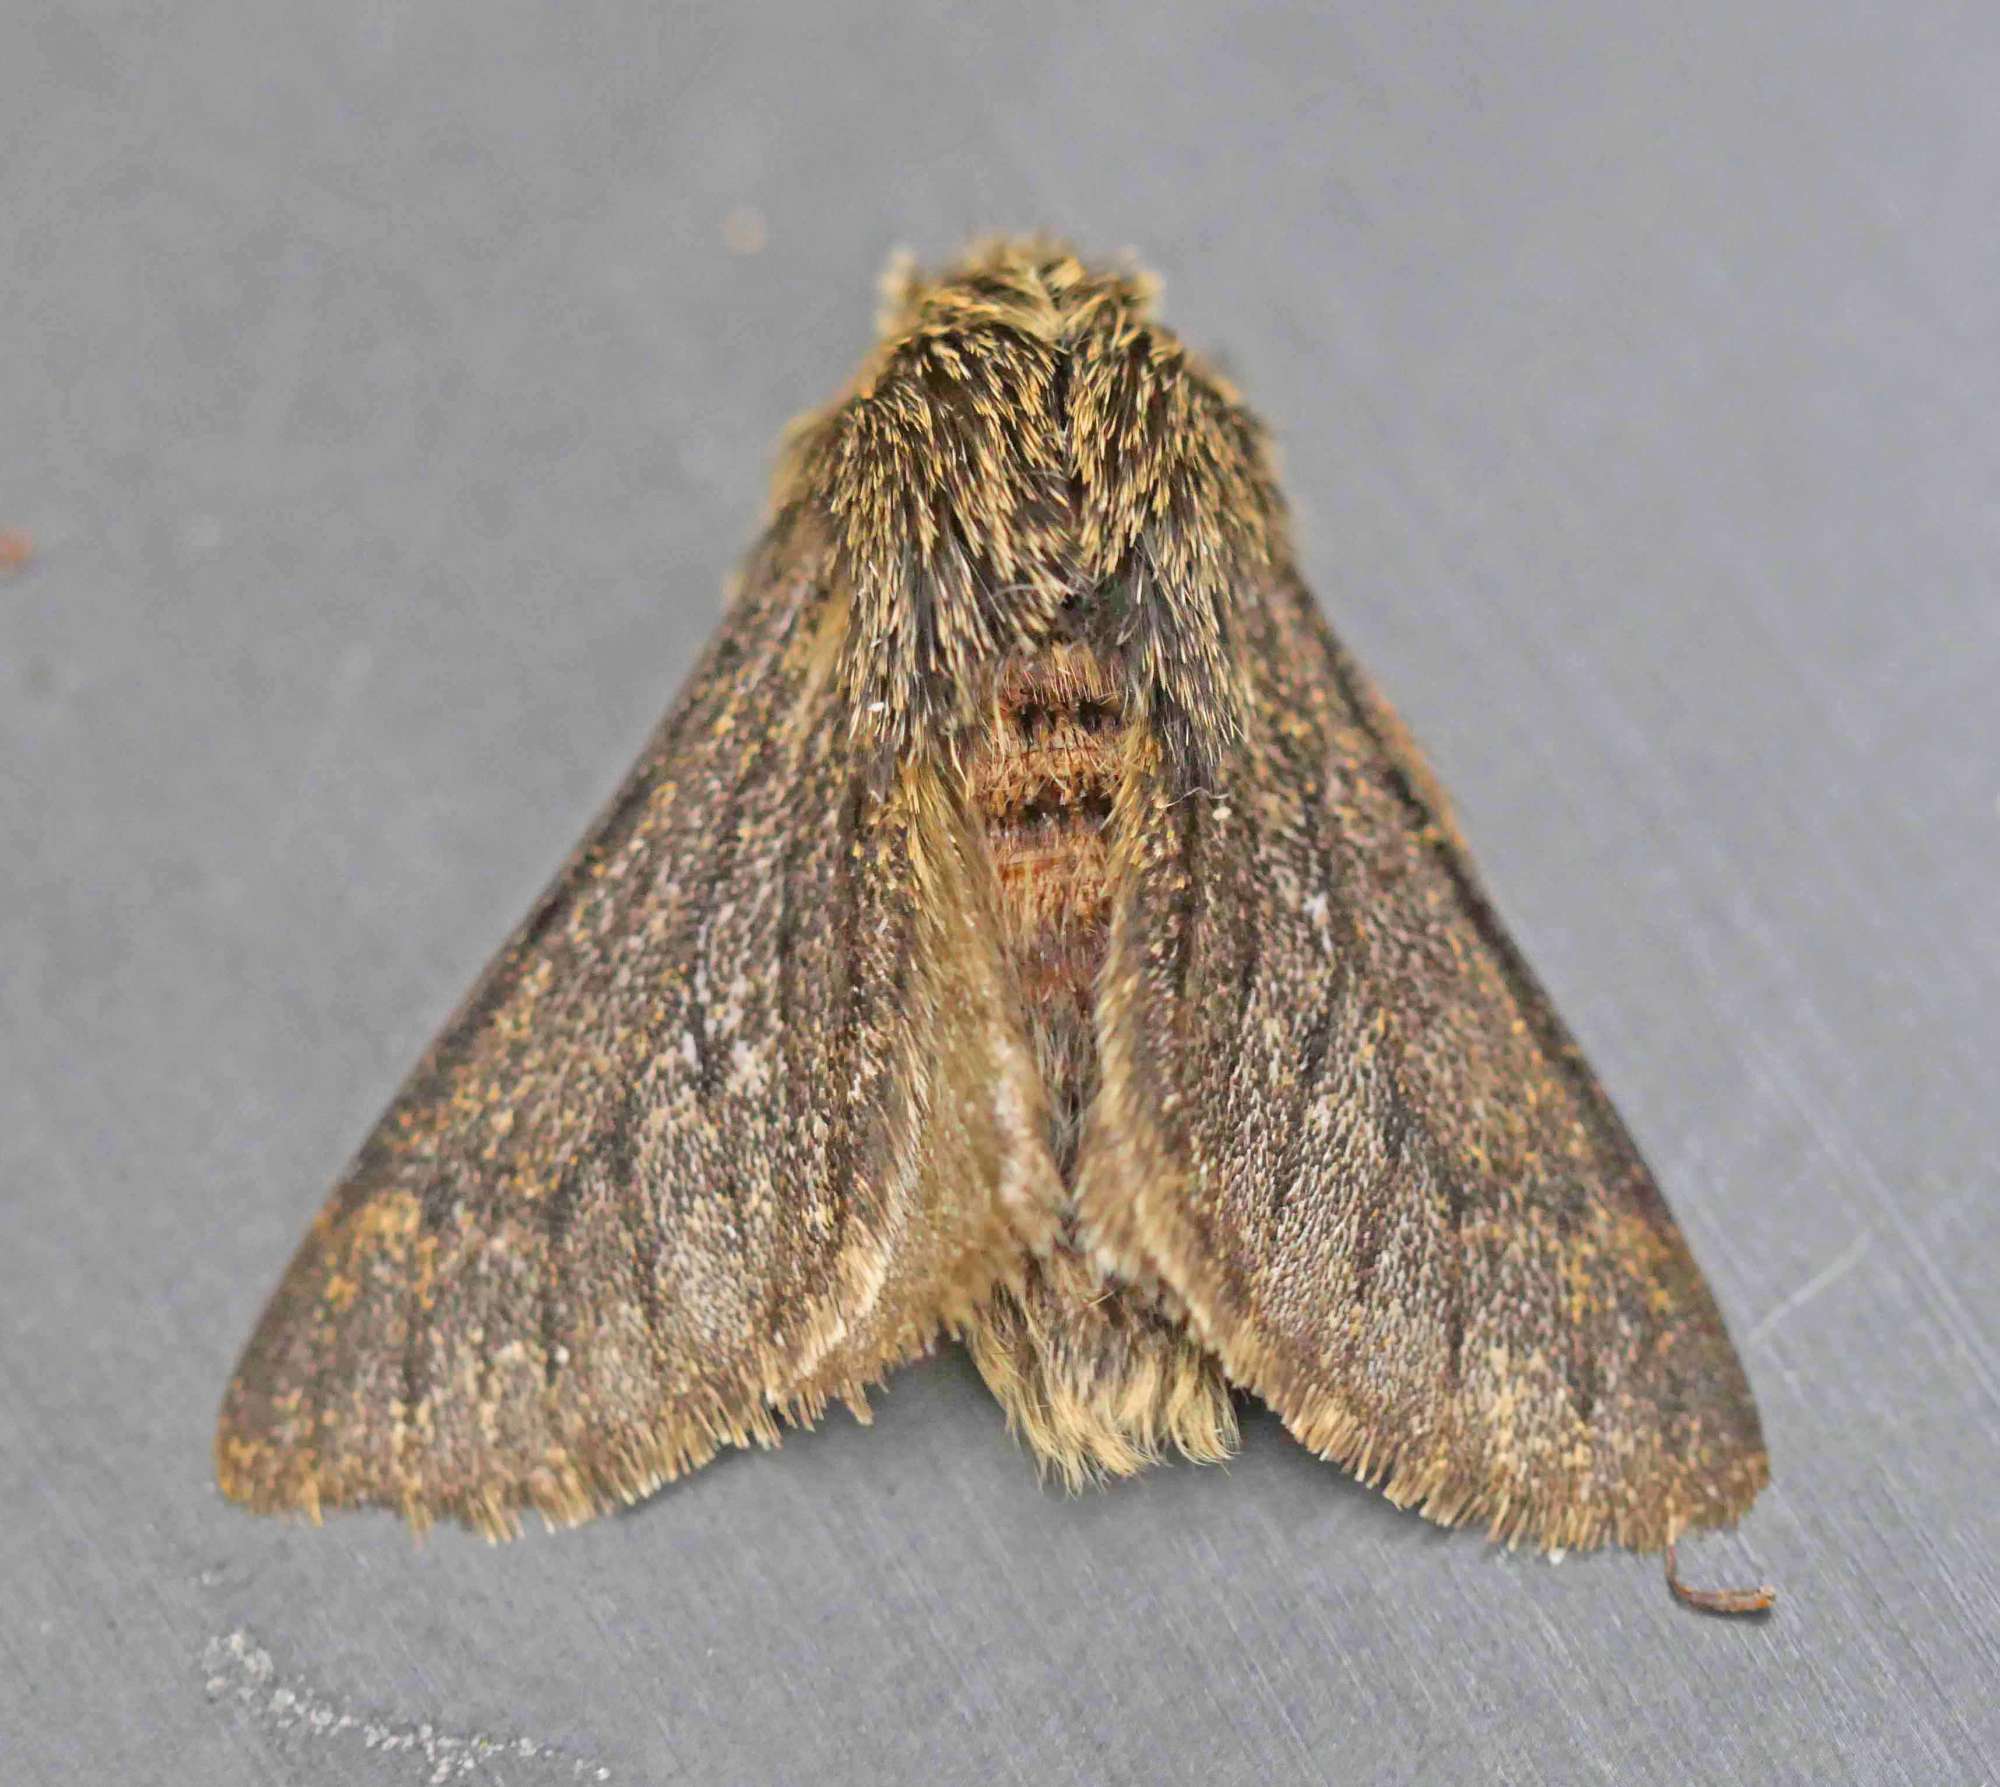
[
  {"xmin": 201, "ymin": 1630, "xmax": 610, "ymax": 1783},
  {"xmin": 1748, "ymin": 1229, "xmax": 1871, "ymax": 1345}
]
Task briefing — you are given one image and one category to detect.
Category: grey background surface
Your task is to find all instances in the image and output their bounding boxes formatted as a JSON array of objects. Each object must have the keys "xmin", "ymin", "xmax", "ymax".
[{"xmin": 4, "ymin": 3, "xmax": 1997, "ymax": 1782}]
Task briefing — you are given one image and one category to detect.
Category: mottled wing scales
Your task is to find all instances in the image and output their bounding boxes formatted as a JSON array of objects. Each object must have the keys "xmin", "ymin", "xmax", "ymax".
[
  {"xmin": 1080, "ymin": 574, "xmax": 1767, "ymax": 1552},
  {"xmin": 217, "ymin": 539, "xmax": 1061, "ymax": 1536}
]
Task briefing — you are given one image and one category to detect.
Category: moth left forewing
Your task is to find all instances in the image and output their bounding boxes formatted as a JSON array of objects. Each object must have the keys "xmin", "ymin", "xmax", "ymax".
[
  {"xmin": 811, "ymin": 757, "xmax": 1069, "ymax": 1375},
  {"xmin": 216, "ymin": 532, "xmax": 1061, "ymax": 1538},
  {"xmin": 1079, "ymin": 571, "xmax": 1767, "ymax": 1553}
]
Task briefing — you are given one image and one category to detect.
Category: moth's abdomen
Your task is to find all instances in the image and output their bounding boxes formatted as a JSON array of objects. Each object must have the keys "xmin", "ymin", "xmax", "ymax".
[
  {"xmin": 967, "ymin": 641, "xmax": 1125, "ymax": 1176},
  {"xmin": 961, "ymin": 637, "xmax": 1236, "ymax": 1479}
]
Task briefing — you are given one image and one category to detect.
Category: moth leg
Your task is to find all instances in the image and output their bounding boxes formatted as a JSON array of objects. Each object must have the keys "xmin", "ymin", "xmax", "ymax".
[{"xmin": 965, "ymin": 1240, "xmax": 1236, "ymax": 1488}]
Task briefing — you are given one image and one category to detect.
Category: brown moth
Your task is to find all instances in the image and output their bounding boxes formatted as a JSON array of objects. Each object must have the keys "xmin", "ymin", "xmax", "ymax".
[{"xmin": 217, "ymin": 239, "xmax": 1770, "ymax": 1605}]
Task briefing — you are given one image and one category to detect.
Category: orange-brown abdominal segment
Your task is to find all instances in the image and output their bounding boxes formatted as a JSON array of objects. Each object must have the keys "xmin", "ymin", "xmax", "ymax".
[{"xmin": 970, "ymin": 641, "xmax": 1122, "ymax": 1177}]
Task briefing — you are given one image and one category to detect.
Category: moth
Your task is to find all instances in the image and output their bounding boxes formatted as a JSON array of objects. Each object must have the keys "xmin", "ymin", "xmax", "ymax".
[{"xmin": 218, "ymin": 239, "xmax": 1770, "ymax": 1607}]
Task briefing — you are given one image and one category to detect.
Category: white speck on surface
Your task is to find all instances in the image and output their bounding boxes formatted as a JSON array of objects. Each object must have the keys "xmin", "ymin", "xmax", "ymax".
[
  {"xmin": 721, "ymin": 206, "xmax": 768, "ymax": 255},
  {"xmin": 200, "ymin": 1630, "xmax": 612, "ymax": 1782}
]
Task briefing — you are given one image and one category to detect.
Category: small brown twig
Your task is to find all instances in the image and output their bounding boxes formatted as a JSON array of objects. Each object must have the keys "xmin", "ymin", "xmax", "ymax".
[{"xmin": 1665, "ymin": 1541, "xmax": 1777, "ymax": 1617}]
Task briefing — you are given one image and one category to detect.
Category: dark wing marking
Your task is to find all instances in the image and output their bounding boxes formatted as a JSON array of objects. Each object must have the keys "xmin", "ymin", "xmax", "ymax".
[
  {"xmin": 217, "ymin": 531, "xmax": 1061, "ymax": 1536},
  {"xmin": 1079, "ymin": 572, "xmax": 1766, "ymax": 1552}
]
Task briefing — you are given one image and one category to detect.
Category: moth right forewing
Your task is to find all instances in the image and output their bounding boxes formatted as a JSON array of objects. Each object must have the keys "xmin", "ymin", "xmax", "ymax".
[{"xmin": 1079, "ymin": 570, "xmax": 1766, "ymax": 1555}]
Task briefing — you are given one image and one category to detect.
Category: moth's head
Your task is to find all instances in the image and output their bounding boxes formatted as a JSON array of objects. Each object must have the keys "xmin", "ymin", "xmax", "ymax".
[
  {"xmin": 869, "ymin": 235, "xmax": 1162, "ymax": 350},
  {"xmin": 771, "ymin": 237, "xmax": 1289, "ymax": 767}
]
